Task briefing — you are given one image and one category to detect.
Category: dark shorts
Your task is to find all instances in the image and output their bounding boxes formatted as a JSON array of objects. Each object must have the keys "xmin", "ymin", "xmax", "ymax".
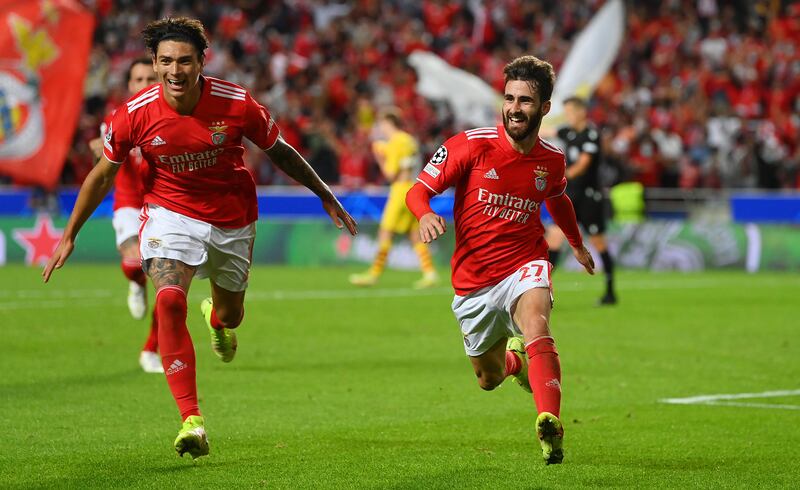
[{"xmin": 570, "ymin": 188, "xmax": 607, "ymax": 236}]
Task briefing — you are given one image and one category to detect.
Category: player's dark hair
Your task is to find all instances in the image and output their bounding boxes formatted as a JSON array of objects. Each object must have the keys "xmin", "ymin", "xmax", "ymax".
[
  {"xmin": 380, "ymin": 107, "xmax": 403, "ymax": 128},
  {"xmin": 126, "ymin": 56, "xmax": 153, "ymax": 83},
  {"xmin": 503, "ymin": 55, "xmax": 556, "ymax": 103},
  {"xmin": 142, "ymin": 17, "xmax": 208, "ymax": 61},
  {"xmin": 563, "ymin": 96, "xmax": 588, "ymax": 108}
]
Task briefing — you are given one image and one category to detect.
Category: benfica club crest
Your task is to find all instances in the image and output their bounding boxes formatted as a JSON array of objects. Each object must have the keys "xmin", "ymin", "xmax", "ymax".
[
  {"xmin": 534, "ymin": 170, "xmax": 549, "ymax": 191},
  {"xmin": 208, "ymin": 121, "xmax": 227, "ymax": 145}
]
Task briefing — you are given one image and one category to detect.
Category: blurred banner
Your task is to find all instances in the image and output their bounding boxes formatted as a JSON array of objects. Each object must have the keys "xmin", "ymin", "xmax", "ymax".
[
  {"xmin": 2, "ymin": 217, "xmax": 800, "ymax": 272},
  {"xmin": 408, "ymin": 50, "xmax": 500, "ymax": 128},
  {"xmin": 547, "ymin": 0, "xmax": 625, "ymax": 122},
  {"xmin": 0, "ymin": 0, "xmax": 93, "ymax": 189},
  {"xmin": 408, "ymin": 0, "xmax": 624, "ymax": 130}
]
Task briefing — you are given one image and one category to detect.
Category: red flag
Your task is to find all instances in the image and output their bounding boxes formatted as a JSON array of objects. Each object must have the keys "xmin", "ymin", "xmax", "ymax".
[{"xmin": 0, "ymin": 0, "xmax": 94, "ymax": 189}]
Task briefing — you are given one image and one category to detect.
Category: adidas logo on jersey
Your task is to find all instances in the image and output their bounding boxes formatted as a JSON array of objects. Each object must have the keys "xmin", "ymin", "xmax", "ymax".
[
  {"xmin": 483, "ymin": 168, "xmax": 499, "ymax": 180},
  {"xmin": 166, "ymin": 359, "xmax": 187, "ymax": 375},
  {"xmin": 150, "ymin": 135, "xmax": 166, "ymax": 146}
]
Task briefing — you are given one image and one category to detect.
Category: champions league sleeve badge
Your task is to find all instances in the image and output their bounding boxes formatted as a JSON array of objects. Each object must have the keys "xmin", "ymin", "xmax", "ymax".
[
  {"xmin": 429, "ymin": 145, "xmax": 448, "ymax": 165},
  {"xmin": 534, "ymin": 170, "xmax": 549, "ymax": 191}
]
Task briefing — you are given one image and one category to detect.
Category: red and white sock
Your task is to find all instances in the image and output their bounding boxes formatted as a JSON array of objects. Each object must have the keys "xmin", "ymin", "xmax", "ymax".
[
  {"xmin": 156, "ymin": 286, "xmax": 199, "ymax": 419},
  {"xmin": 526, "ymin": 336, "xmax": 562, "ymax": 417},
  {"xmin": 121, "ymin": 259, "xmax": 146, "ymax": 287}
]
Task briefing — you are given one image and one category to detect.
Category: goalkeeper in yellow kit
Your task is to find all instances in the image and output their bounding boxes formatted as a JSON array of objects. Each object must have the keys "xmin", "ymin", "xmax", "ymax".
[{"xmin": 349, "ymin": 109, "xmax": 439, "ymax": 289}]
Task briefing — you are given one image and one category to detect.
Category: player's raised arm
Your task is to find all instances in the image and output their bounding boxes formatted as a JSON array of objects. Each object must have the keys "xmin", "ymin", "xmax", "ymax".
[
  {"xmin": 43, "ymin": 156, "xmax": 121, "ymax": 282},
  {"xmin": 544, "ymin": 192, "xmax": 595, "ymax": 275},
  {"xmin": 406, "ymin": 182, "xmax": 446, "ymax": 243},
  {"xmin": 265, "ymin": 136, "xmax": 358, "ymax": 236}
]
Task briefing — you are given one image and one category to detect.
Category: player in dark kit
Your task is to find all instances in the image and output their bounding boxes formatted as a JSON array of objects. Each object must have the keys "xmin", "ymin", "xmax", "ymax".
[{"xmin": 546, "ymin": 96, "xmax": 617, "ymax": 305}]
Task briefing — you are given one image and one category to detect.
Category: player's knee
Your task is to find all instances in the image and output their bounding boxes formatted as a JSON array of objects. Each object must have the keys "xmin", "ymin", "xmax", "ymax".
[
  {"xmin": 155, "ymin": 287, "xmax": 187, "ymax": 320},
  {"xmin": 214, "ymin": 304, "xmax": 244, "ymax": 329},
  {"xmin": 476, "ymin": 370, "xmax": 504, "ymax": 391}
]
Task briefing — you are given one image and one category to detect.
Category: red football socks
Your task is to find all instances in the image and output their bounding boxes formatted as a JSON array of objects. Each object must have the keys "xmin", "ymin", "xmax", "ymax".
[
  {"xmin": 505, "ymin": 350, "xmax": 522, "ymax": 377},
  {"xmin": 156, "ymin": 286, "xmax": 199, "ymax": 419},
  {"xmin": 121, "ymin": 259, "xmax": 146, "ymax": 286},
  {"xmin": 526, "ymin": 336, "xmax": 562, "ymax": 417},
  {"xmin": 142, "ymin": 308, "xmax": 159, "ymax": 353}
]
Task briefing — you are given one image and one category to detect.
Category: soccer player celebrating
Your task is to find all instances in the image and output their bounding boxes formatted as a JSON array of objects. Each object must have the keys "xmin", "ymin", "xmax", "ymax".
[
  {"xmin": 89, "ymin": 57, "xmax": 162, "ymax": 374},
  {"xmin": 44, "ymin": 17, "xmax": 357, "ymax": 459},
  {"xmin": 405, "ymin": 56, "xmax": 594, "ymax": 464},
  {"xmin": 546, "ymin": 96, "xmax": 617, "ymax": 305},
  {"xmin": 349, "ymin": 108, "xmax": 438, "ymax": 289}
]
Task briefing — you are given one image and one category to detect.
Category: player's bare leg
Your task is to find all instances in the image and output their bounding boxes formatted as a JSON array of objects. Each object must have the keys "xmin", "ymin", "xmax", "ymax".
[
  {"xmin": 119, "ymin": 237, "xmax": 148, "ymax": 320},
  {"xmin": 513, "ymin": 288, "xmax": 564, "ymax": 464},
  {"xmin": 350, "ymin": 228, "xmax": 393, "ymax": 286},
  {"xmin": 201, "ymin": 281, "xmax": 245, "ymax": 362},
  {"xmin": 409, "ymin": 228, "xmax": 439, "ymax": 289},
  {"xmin": 468, "ymin": 337, "xmax": 508, "ymax": 391},
  {"xmin": 588, "ymin": 234, "xmax": 617, "ymax": 305},
  {"xmin": 145, "ymin": 258, "xmax": 207, "ymax": 457}
]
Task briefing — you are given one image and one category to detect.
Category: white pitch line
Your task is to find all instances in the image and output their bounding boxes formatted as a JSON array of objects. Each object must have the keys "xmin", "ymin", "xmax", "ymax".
[
  {"xmin": 2, "ymin": 276, "xmax": 797, "ymax": 310},
  {"xmin": 660, "ymin": 389, "xmax": 800, "ymax": 410}
]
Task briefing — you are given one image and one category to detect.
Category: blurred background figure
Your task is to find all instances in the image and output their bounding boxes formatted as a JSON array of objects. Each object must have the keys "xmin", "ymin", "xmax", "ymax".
[
  {"xmin": 349, "ymin": 108, "xmax": 439, "ymax": 289},
  {"xmin": 88, "ymin": 57, "xmax": 162, "ymax": 374},
  {"xmin": 546, "ymin": 97, "xmax": 617, "ymax": 305}
]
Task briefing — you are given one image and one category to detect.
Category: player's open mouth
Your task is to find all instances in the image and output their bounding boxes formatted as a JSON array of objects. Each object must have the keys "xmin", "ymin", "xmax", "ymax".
[{"xmin": 167, "ymin": 79, "xmax": 186, "ymax": 89}]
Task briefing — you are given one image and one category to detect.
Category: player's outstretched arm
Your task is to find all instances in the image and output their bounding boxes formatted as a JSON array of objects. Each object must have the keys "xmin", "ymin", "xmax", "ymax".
[
  {"xmin": 544, "ymin": 193, "xmax": 595, "ymax": 275},
  {"xmin": 406, "ymin": 182, "xmax": 446, "ymax": 243},
  {"xmin": 43, "ymin": 157, "xmax": 120, "ymax": 282},
  {"xmin": 265, "ymin": 137, "xmax": 358, "ymax": 236}
]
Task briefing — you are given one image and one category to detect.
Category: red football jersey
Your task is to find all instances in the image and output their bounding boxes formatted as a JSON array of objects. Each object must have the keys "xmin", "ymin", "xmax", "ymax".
[
  {"xmin": 416, "ymin": 125, "xmax": 567, "ymax": 295},
  {"xmin": 103, "ymin": 76, "xmax": 279, "ymax": 228},
  {"xmin": 100, "ymin": 114, "xmax": 146, "ymax": 211}
]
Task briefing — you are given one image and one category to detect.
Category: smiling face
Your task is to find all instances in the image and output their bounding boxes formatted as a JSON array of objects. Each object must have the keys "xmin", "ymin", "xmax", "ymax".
[
  {"xmin": 153, "ymin": 40, "xmax": 203, "ymax": 110},
  {"xmin": 502, "ymin": 80, "xmax": 550, "ymax": 143}
]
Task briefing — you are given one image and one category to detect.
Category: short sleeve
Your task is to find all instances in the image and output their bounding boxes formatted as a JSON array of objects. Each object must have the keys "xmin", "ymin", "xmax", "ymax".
[
  {"xmin": 415, "ymin": 133, "xmax": 470, "ymax": 194},
  {"xmin": 102, "ymin": 107, "xmax": 133, "ymax": 165},
  {"xmin": 243, "ymin": 92, "xmax": 280, "ymax": 150}
]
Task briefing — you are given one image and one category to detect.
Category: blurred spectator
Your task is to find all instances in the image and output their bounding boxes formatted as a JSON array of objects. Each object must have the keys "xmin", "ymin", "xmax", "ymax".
[{"xmin": 56, "ymin": 0, "xmax": 799, "ymax": 190}]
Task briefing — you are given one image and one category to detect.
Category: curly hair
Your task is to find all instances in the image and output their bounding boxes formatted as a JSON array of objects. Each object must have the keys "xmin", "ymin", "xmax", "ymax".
[
  {"xmin": 142, "ymin": 17, "xmax": 209, "ymax": 61},
  {"xmin": 503, "ymin": 55, "xmax": 556, "ymax": 103}
]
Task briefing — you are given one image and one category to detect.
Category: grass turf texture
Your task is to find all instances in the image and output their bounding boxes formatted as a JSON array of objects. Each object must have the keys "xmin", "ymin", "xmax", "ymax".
[{"xmin": 1, "ymin": 265, "xmax": 799, "ymax": 488}]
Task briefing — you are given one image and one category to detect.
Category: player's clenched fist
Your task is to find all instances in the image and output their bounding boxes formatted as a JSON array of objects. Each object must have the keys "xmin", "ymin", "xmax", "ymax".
[{"xmin": 419, "ymin": 213, "xmax": 446, "ymax": 243}]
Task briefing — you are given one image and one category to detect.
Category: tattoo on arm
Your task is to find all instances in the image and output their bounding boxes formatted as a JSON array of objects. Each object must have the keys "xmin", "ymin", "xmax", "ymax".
[
  {"xmin": 266, "ymin": 139, "xmax": 331, "ymax": 198},
  {"xmin": 144, "ymin": 258, "xmax": 195, "ymax": 290}
]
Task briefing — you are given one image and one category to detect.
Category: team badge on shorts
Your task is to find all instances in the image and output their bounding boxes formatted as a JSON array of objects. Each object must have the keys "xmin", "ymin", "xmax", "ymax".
[
  {"xmin": 147, "ymin": 238, "xmax": 162, "ymax": 249},
  {"xmin": 429, "ymin": 145, "xmax": 448, "ymax": 165},
  {"xmin": 209, "ymin": 122, "xmax": 228, "ymax": 145},
  {"xmin": 534, "ymin": 170, "xmax": 549, "ymax": 191}
]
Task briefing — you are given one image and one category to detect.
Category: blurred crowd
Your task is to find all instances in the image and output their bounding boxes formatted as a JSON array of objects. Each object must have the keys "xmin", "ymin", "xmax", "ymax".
[{"xmin": 61, "ymin": 0, "xmax": 799, "ymax": 190}]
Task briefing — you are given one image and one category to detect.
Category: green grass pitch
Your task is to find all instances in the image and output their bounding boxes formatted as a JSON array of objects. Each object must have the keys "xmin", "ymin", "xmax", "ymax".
[{"xmin": 2, "ymin": 264, "xmax": 799, "ymax": 488}]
